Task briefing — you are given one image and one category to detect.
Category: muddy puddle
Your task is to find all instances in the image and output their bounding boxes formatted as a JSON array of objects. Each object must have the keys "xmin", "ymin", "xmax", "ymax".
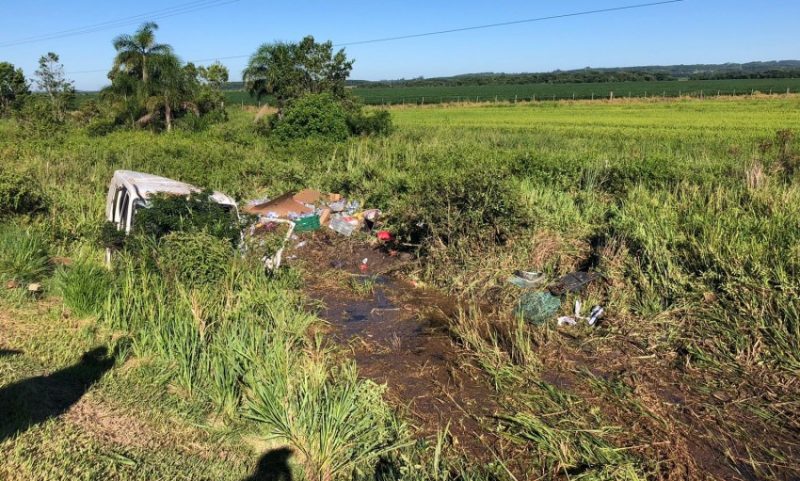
[{"xmin": 295, "ymin": 233, "xmax": 503, "ymax": 459}]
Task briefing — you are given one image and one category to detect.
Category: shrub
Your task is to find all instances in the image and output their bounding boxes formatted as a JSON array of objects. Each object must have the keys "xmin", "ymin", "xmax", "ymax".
[
  {"xmin": 392, "ymin": 167, "xmax": 529, "ymax": 250},
  {"xmin": 85, "ymin": 116, "xmax": 118, "ymax": 137},
  {"xmin": 0, "ymin": 172, "xmax": 48, "ymax": 218},
  {"xmin": 246, "ymin": 357, "xmax": 403, "ymax": 481},
  {"xmin": 0, "ymin": 225, "xmax": 51, "ymax": 283},
  {"xmin": 158, "ymin": 231, "xmax": 232, "ymax": 287},
  {"xmin": 15, "ymin": 96, "xmax": 66, "ymax": 137},
  {"xmin": 347, "ymin": 109, "xmax": 393, "ymax": 136},
  {"xmin": 55, "ymin": 259, "xmax": 112, "ymax": 317},
  {"xmin": 270, "ymin": 93, "xmax": 349, "ymax": 141},
  {"xmin": 133, "ymin": 190, "xmax": 240, "ymax": 245}
]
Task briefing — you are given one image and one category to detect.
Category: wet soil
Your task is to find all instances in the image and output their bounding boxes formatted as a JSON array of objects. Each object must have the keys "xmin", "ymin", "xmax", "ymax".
[
  {"xmin": 292, "ymin": 232, "xmax": 505, "ymax": 460},
  {"xmin": 289, "ymin": 231, "xmax": 800, "ymax": 480}
]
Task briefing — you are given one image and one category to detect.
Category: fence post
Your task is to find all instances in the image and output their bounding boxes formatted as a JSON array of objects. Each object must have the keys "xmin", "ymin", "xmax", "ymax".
[
  {"xmin": 514, "ymin": 94, "xmax": 517, "ymax": 104},
  {"xmin": 591, "ymin": 92, "xmax": 594, "ymax": 100},
  {"xmin": 573, "ymin": 92, "xmax": 575, "ymax": 100},
  {"xmin": 609, "ymin": 91, "xmax": 614, "ymax": 101},
  {"xmin": 421, "ymin": 97, "xmax": 424, "ymax": 105}
]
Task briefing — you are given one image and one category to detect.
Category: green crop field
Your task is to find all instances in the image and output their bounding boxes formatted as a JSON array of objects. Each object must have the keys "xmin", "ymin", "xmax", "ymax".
[
  {"xmin": 222, "ymin": 78, "xmax": 800, "ymax": 106},
  {"xmin": 2, "ymin": 96, "xmax": 800, "ymax": 480}
]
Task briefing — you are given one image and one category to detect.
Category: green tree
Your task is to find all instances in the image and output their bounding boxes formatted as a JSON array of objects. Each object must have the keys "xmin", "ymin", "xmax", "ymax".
[
  {"xmin": 243, "ymin": 36, "xmax": 353, "ymax": 108},
  {"xmin": 0, "ymin": 62, "xmax": 29, "ymax": 115},
  {"xmin": 145, "ymin": 53, "xmax": 197, "ymax": 132},
  {"xmin": 111, "ymin": 22, "xmax": 173, "ymax": 84},
  {"xmin": 199, "ymin": 61, "xmax": 228, "ymax": 110},
  {"xmin": 33, "ymin": 52, "xmax": 75, "ymax": 121}
]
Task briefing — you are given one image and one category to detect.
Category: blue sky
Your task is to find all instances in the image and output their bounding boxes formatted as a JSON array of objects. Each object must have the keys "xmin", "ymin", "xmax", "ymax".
[{"xmin": 0, "ymin": 0, "xmax": 797, "ymax": 90}]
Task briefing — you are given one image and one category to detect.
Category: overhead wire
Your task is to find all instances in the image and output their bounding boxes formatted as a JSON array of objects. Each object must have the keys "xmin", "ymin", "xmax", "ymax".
[
  {"xmin": 0, "ymin": 0, "xmax": 240, "ymax": 48},
  {"xmin": 49, "ymin": 0, "xmax": 685, "ymax": 76}
]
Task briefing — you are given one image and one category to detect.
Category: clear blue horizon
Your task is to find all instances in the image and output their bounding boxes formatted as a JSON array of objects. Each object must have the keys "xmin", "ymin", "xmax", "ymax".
[{"xmin": 0, "ymin": 0, "xmax": 798, "ymax": 91}]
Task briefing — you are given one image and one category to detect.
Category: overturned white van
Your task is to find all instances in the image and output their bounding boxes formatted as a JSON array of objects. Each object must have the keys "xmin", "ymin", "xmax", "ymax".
[{"xmin": 105, "ymin": 170, "xmax": 238, "ymax": 234}]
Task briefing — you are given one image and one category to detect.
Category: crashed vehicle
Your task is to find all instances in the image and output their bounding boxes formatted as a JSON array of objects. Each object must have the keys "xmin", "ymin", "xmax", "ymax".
[
  {"xmin": 104, "ymin": 170, "xmax": 299, "ymax": 270},
  {"xmin": 104, "ymin": 170, "xmax": 238, "ymax": 261}
]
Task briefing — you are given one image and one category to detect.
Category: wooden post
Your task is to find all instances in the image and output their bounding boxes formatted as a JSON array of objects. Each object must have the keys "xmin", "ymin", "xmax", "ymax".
[
  {"xmin": 591, "ymin": 92, "xmax": 594, "ymax": 100},
  {"xmin": 609, "ymin": 91, "xmax": 614, "ymax": 101},
  {"xmin": 514, "ymin": 94, "xmax": 517, "ymax": 103}
]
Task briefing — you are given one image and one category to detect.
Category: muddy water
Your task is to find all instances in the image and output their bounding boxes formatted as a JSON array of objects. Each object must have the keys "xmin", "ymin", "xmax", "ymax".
[{"xmin": 298, "ymin": 235, "xmax": 503, "ymax": 459}]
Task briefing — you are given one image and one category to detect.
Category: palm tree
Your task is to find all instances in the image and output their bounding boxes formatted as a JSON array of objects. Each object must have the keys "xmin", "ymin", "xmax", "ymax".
[{"xmin": 112, "ymin": 22, "xmax": 172, "ymax": 84}]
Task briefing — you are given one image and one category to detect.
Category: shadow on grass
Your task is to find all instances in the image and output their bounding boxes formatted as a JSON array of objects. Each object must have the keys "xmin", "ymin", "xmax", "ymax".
[
  {"xmin": 0, "ymin": 346, "xmax": 115, "ymax": 442},
  {"xmin": 0, "ymin": 349, "xmax": 23, "ymax": 357},
  {"xmin": 241, "ymin": 448, "xmax": 293, "ymax": 481}
]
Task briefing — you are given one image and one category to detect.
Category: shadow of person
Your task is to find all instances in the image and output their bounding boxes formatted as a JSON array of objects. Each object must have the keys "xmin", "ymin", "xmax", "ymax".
[
  {"xmin": 241, "ymin": 447, "xmax": 294, "ymax": 481},
  {"xmin": 0, "ymin": 349, "xmax": 23, "ymax": 358},
  {"xmin": 0, "ymin": 346, "xmax": 115, "ymax": 442}
]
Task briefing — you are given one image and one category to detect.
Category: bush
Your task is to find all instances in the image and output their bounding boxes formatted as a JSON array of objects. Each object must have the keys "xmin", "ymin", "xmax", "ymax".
[
  {"xmin": 133, "ymin": 190, "xmax": 241, "ymax": 245},
  {"xmin": 269, "ymin": 93, "xmax": 349, "ymax": 141},
  {"xmin": 158, "ymin": 231, "xmax": 232, "ymax": 287},
  {"xmin": 392, "ymin": 167, "xmax": 529, "ymax": 250},
  {"xmin": 15, "ymin": 96, "xmax": 66, "ymax": 137},
  {"xmin": 347, "ymin": 109, "xmax": 393, "ymax": 136},
  {"xmin": 85, "ymin": 116, "xmax": 118, "ymax": 137},
  {"xmin": 0, "ymin": 225, "xmax": 51, "ymax": 283},
  {"xmin": 55, "ymin": 259, "xmax": 112, "ymax": 317},
  {"xmin": 0, "ymin": 172, "xmax": 48, "ymax": 218}
]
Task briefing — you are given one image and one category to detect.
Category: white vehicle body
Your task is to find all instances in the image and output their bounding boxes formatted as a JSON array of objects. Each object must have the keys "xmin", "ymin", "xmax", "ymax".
[
  {"xmin": 104, "ymin": 170, "xmax": 290, "ymax": 270},
  {"xmin": 105, "ymin": 170, "xmax": 238, "ymax": 233}
]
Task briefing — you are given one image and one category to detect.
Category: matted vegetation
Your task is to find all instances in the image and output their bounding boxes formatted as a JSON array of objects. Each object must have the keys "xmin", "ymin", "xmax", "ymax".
[{"xmin": 2, "ymin": 96, "xmax": 800, "ymax": 480}]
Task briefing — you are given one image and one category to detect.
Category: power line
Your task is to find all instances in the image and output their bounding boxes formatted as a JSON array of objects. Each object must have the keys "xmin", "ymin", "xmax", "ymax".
[
  {"xmin": 0, "ymin": 0, "xmax": 240, "ymax": 48},
  {"xmin": 336, "ymin": 0, "xmax": 685, "ymax": 46},
  {"xmin": 64, "ymin": 0, "xmax": 685, "ymax": 76},
  {"xmin": 186, "ymin": 0, "xmax": 686, "ymax": 63}
]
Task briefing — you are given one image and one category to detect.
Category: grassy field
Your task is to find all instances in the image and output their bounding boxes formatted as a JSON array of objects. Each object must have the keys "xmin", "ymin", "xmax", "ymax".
[
  {"xmin": 2, "ymin": 96, "xmax": 800, "ymax": 480},
  {"xmin": 219, "ymin": 78, "xmax": 800, "ymax": 106}
]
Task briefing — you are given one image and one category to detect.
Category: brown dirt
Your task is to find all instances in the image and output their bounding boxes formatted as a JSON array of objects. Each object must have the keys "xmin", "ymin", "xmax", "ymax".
[
  {"xmin": 292, "ymin": 231, "xmax": 508, "ymax": 461},
  {"xmin": 535, "ymin": 335, "xmax": 800, "ymax": 481}
]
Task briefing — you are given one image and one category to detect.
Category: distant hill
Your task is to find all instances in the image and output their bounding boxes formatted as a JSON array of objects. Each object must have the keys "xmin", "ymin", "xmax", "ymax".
[
  {"xmin": 347, "ymin": 60, "xmax": 800, "ymax": 88},
  {"xmin": 221, "ymin": 61, "xmax": 800, "ymax": 92}
]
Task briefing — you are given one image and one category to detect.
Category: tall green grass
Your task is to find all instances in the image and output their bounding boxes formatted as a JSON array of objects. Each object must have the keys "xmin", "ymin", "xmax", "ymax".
[{"xmin": 0, "ymin": 224, "xmax": 51, "ymax": 284}]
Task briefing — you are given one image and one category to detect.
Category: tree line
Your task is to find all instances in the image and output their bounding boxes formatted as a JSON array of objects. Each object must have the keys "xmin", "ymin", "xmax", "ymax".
[
  {"xmin": 1, "ymin": 23, "xmax": 389, "ymax": 139},
  {"xmin": 353, "ymin": 61, "xmax": 800, "ymax": 89}
]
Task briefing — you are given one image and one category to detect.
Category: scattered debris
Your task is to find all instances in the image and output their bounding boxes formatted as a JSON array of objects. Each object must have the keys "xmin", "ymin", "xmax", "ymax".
[
  {"xmin": 515, "ymin": 291, "xmax": 561, "ymax": 325},
  {"xmin": 557, "ymin": 316, "xmax": 577, "ymax": 327},
  {"xmin": 557, "ymin": 300, "xmax": 605, "ymax": 327},
  {"xmin": 329, "ymin": 215, "xmax": 359, "ymax": 236},
  {"xmin": 549, "ymin": 271, "xmax": 597, "ymax": 295},
  {"xmin": 376, "ymin": 230, "xmax": 393, "ymax": 242},
  {"xmin": 5, "ymin": 280, "xmax": 19, "ymax": 289},
  {"xmin": 508, "ymin": 270, "xmax": 545, "ymax": 288},
  {"xmin": 27, "ymin": 283, "xmax": 41, "ymax": 293}
]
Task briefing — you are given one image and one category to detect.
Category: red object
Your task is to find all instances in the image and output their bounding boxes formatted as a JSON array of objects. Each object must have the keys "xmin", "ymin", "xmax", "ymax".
[
  {"xmin": 377, "ymin": 231, "xmax": 393, "ymax": 241},
  {"xmin": 359, "ymin": 262, "xmax": 369, "ymax": 273}
]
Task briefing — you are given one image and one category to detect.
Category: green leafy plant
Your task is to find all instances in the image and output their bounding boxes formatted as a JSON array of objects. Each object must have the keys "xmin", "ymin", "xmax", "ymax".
[
  {"xmin": 55, "ymin": 259, "xmax": 113, "ymax": 317},
  {"xmin": 133, "ymin": 190, "xmax": 240, "ymax": 244},
  {"xmin": 0, "ymin": 172, "xmax": 48, "ymax": 218},
  {"xmin": 268, "ymin": 93, "xmax": 350, "ymax": 141},
  {"xmin": 158, "ymin": 231, "xmax": 233, "ymax": 288},
  {"xmin": 0, "ymin": 224, "xmax": 51, "ymax": 283},
  {"xmin": 347, "ymin": 109, "xmax": 393, "ymax": 136}
]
